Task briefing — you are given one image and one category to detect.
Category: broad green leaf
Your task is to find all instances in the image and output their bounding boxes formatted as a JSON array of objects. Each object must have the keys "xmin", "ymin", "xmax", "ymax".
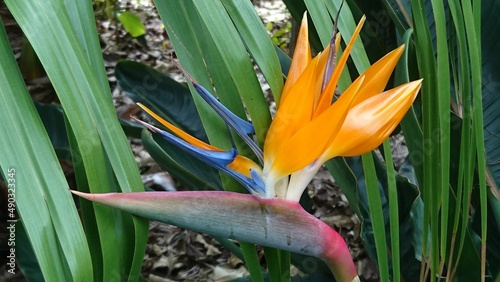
[
  {"xmin": 0, "ymin": 16, "xmax": 92, "ymax": 281},
  {"xmin": 409, "ymin": 0, "xmax": 440, "ymax": 273},
  {"xmin": 383, "ymin": 140, "xmax": 400, "ymax": 281},
  {"xmin": 115, "ymin": 60, "xmax": 208, "ymax": 141},
  {"xmin": 395, "ymin": 28, "xmax": 424, "ymax": 186},
  {"xmin": 461, "ymin": 0, "xmax": 487, "ymax": 277},
  {"xmin": 480, "ymin": 1, "xmax": 500, "ymax": 193},
  {"xmin": 34, "ymin": 102, "xmax": 70, "ymax": 160}
]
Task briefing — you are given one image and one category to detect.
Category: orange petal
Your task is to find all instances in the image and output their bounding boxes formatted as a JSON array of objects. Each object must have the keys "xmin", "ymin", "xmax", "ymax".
[
  {"xmin": 267, "ymin": 75, "xmax": 365, "ymax": 179},
  {"xmin": 263, "ymin": 55, "xmax": 321, "ymax": 166},
  {"xmin": 321, "ymin": 79, "xmax": 422, "ymax": 160},
  {"xmin": 137, "ymin": 103, "xmax": 216, "ymax": 150},
  {"xmin": 342, "ymin": 45, "xmax": 406, "ymax": 110},
  {"xmin": 280, "ymin": 12, "xmax": 311, "ymax": 105},
  {"xmin": 315, "ymin": 16, "xmax": 366, "ymax": 116},
  {"xmin": 312, "ymin": 44, "xmax": 332, "ymax": 109},
  {"xmin": 228, "ymin": 155, "xmax": 262, "ymax": 178}
]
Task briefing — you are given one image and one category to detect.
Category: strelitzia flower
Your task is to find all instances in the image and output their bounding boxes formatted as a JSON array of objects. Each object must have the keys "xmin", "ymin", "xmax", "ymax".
[
  {"xmin": 74, "ymin": 13, "xmax": 421, "ymax": 282},
  {"xmin": 133, "ymin": 14, "xmax": 421, "ymax": 201}
]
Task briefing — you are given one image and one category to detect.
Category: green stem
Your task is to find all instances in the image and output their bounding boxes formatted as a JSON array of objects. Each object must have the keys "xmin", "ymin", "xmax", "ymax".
[
  {"xmin": 264, "ymin": 247, "xmax": 281, "ymax": 282},
  {"xmin": 240, "ymin": 242, "xmax": 264, "ymax": 282},
  {"xmin": 383, "ymin": 140, "xmax": 400, "ymax": 282},
  {"xmin": 362, "ymin": 153, "xmax": 390, "ymax": 281},
  {"xmin": 213, "ymin": 236, "xmax": 244, "ymax": 262},
  {"xmin": 280, "ymin": 250, "xmax": 291, "ymax": 282}
]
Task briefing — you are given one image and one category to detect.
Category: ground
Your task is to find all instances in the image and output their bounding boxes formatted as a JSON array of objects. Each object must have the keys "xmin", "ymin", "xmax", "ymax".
[{"xmin": 0, "ymin": 0, "xmax": 386, "ymax": 280}]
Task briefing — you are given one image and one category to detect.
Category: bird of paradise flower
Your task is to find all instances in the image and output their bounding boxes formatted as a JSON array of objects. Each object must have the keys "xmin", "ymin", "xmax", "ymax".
[{"xmin": 74, "ymin": 13, "xmax": 421, "ymax": 282}]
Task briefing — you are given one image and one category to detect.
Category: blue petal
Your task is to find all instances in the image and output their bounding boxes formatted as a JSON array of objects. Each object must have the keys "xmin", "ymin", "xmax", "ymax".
[
  {"xmin": 193, "ymin": 83, "xmax": 264, "ymax": 164},
  {"xmin": 250, "ymin": 169, "xmax": 265, "ymax": 193},
  {"xmin": 193, "ymin": 83, "xmax": 254, "ymax": 134},
  {"xmin": 137, "ymin": 119, "xmax": 266, "ymax": 196}
]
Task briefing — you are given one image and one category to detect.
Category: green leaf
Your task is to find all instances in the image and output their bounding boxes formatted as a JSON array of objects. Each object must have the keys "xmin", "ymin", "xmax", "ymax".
[
  {"xmin": 484, "ymin": 194, "xmax": 500, "ymax": 279},
  {"xmin": 115, "ymin": 60, "xmax": 208, "ymax": 141},
  {"xmin": 34, "ymin": 103, "xmax": 70, "ymax": 157},
  {"xmin": 281, "ymin": 0, "xmax": 324, "ymax": 52},
  {"xmin": 326, "ymin": 155, "xmax": 421, "ymax": 281},
  {"xmin": 117, "ymin": 11, "xmax": 146, "ymax": 37},
  {"xmin": 155, "ymin": 0, "xmax": 271, "ymax": 151},
  {"xmin": 0, "ymin": 15, "xmax": 92, "ymax": 281},
  {"xmin": 15, "ymin": 221, "xmax": 44, "ymax": 282},
  {"xmin": 383, "ymin": 140, "xmax": 401, "ymax": 281},
  {"xmin": 274, "ymin": 45, "xmax": 291, "ymax": 79},
  {"xmin": 380, "ymin": 0, "xmax": 413, "ymax": 35},
  {"xmin": 120, "ymin": 118, "xmax": 144, "ymax": 139},
  {"xmin": 4, "ymin": 0, "xmax": 148, "ymax": 280},
  {"xmin": 221, "ymin": 0, "xmax": 284, "ymax": 103},
  {"xmin": 480, "ymin": 1, "xmax": 500, "ymax": 192}
]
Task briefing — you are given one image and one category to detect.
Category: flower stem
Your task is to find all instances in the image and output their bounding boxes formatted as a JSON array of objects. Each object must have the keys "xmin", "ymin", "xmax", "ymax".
[
  {"xmin": 264, "ymin": 247, "xmax": 281, "ymax": 282},
  {"xmin": 279, "ymin": 250, "xmax": 291, "ymax": 282},
  {"xmin": 240, "ymin": 242, "xmax": 264, "ymax": 282}
]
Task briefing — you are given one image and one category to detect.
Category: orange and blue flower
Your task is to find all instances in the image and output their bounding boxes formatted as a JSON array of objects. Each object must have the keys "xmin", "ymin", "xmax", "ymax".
[{"xmin": 135, "ymin": 13, "xmax": 422, "ymax": 201}]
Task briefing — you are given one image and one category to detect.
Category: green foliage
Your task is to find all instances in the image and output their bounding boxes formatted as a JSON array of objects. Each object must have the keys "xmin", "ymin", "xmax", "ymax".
[
  {"xmin": 1, "ymin": 0, "xmax": 148, "ymax": 280},
  {"xmin": 115, "ymin": 60, "xmax": 208, "ymax": 141},
  {"xmin": 117, "ymin": 11, "xmax": 146, "ymax": 37},
  {"xmin": 284, "ymin": 0, "xmax": 498, "ymax": 280},
  {"xmin": 0, "ymin": 17, "xmax": 92, "ymax": 281},
  {"xmin": 266, "ymin": 21, "xmax": 292, "ymax": 50}
]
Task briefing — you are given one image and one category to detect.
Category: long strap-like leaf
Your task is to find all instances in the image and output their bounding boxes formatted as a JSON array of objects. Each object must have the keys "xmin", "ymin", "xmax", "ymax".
[{"xmin": 0, "ymin": 16, "xmax": 93, "ymax": 282}]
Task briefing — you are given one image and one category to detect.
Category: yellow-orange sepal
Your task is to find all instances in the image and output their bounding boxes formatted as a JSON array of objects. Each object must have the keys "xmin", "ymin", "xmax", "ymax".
[
  {"xmin": 322, "ymin": 79, "xmax": 423, "ymax": 160},
  {"xmin": 280, "ymin": 12, "xmax": 311, "ymax": 105}
]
